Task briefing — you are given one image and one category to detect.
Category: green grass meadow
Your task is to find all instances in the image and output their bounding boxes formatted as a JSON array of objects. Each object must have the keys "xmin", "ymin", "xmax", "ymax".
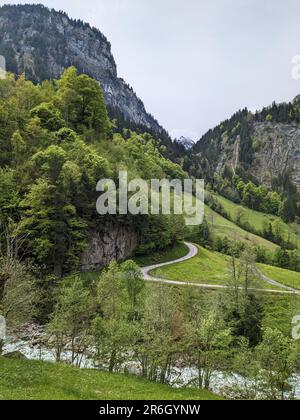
[
  {"xmin": 0, "ymin": 358, "xmax": 221, "ymax": 400},
  {"xmin": 150, "ymin": 246, "xmax": 282, "ymax": 290},
  {"xmin": 259, "ymin": 264, "xmax": 300, "ymax": 290},
  {"xmin": 212, "ymin": 193, "xmax": 300, "ymax": 249}
]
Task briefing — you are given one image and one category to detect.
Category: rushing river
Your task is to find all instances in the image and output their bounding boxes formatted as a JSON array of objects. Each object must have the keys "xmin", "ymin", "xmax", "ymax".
[{"xmin": 3, "ymin": 337, "xmax": 300, "ymax": 399}]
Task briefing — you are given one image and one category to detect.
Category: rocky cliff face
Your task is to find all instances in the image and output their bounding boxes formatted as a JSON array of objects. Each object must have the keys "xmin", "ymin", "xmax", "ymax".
[
  {"xmin": 0, "ymin": 4, "xmax": 163, "ymax": 134},
  {"xmin": 251, "ymin": 122, "xmax": 300, "ymax": 190},
  {"xmin": 190, "ymin": 101, "xmax": 300, "ymax": 191},
  {"xmin": 81, "ymin": 224, "xmax": 139, "ymax": 271},
  {"xmin": 198, "ymin": 120, "xmax": 300, "ymax": 190}
]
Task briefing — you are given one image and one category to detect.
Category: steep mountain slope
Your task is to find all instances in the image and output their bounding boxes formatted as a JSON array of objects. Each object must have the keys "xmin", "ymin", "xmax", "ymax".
[
  {"xmin": 0, "ymin": 4, "xmax": 173, "ymax": 143},
  {"xmin": 250, "ymin": 121, "xmax": 300, "ymax": 190},
  {"xmin": 189, "ymin": 100, "xmax": 300, "ymax": 191},
  {"xmin": 211, "ymin": 192, "xmax": 300, "ymax": 248}
]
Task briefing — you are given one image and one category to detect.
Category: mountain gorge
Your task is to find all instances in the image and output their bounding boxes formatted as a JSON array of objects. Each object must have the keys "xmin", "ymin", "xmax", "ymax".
[
  {"xmin": 1, "ymin": 4, "xmax": 300, "ymax": 254},
  {"xmin": 1, "ymin": 4, "xmax": 300, "ymax": 192},
  {"xmin": 2, "ymin": 3, "xmax": 300, "ymax": 403}
]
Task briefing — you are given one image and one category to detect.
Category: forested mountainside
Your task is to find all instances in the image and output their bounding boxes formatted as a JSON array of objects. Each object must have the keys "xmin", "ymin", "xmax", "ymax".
[
  {"xmin": 0, "ymin": 4, "xmax": 183, "ymax": 158},
  {"xmin": 184, "ymin": 98, "xmax": 300, "ymax": 224},
  {"xmin": 0, "ymin": 68, "xmax": 186, "ymax": 276},
  {"xmin": 1, "ymin": 4, "xmax": 300, "ymax": 271}
]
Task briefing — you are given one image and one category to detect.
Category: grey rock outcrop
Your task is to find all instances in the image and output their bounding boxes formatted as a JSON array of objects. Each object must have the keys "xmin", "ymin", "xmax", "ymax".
[
  {"xmin": 193, "ymin": 118, "xmax": 300, "ymax": 191},
  {"xmin": 251, "ymin": 122, "xmax": 300, "ymax": 190},
  {"xmin": 0, "ymin": 4, "xmax": 163, "ymax": 133},
  {"xmin": 81, "ymin": 224, "xmax": 139, "ymax": 271}
]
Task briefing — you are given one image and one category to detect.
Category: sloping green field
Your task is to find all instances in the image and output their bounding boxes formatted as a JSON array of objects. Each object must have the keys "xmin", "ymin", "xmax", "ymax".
[
  {"xmin": 0, "ymin": 358, "xmax": 221, "ymax": 400},
  {"xmin": 169, "ymin": 191, "xmax": 277, "ymax": 250},
  {"xmin": 134, "ymin": 242, "xmax": 189, "ymax": 267},
  {"xmin": 204, "ymin": 205, "xmax": 277, "ymax": 251},
  {"xmin": 151, "ymin": 246, "xmax": 280, "ymax": 290},
  {"xmin": 212, "ymin": 193, "xmax": 300, "ymax": 248},
  {"xmin": 259, "ymin": 264, "xmax": 300, "ymax": 290},
  {"xmin": 152, "ymin": 245, "xmax": 231, "ymax": 285}
]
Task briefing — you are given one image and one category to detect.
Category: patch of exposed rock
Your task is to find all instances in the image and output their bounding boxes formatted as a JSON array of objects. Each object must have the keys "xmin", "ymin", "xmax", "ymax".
[
  {"xmin": 0, "ymin": 4, "xmax": 163, "ymax": 133},
  {"xmin": 251, "ymin": 122, "xmax": 300, "ymax": 190},
  {"xmin": 81, "ymin": 224, "xmax": 139, "ymax": 271}
]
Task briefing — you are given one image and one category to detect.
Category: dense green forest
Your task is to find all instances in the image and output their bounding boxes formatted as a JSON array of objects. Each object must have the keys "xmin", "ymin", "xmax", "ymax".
[
  {"xmin": 0, "ymin": 4, "xmax": 184, "ymax": 161},
  {"xmin": 1, "ymin": 67, "xmax": 300, "ymax": 401},
  {"xmin": 0, "ymin": 67, "xmax": 186, "ymax": 276}
]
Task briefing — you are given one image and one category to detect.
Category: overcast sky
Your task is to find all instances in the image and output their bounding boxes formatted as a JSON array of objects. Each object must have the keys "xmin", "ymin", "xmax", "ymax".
[{"xmin": 2, "ymin": 0, "xmax": 300, "ymax": 140}]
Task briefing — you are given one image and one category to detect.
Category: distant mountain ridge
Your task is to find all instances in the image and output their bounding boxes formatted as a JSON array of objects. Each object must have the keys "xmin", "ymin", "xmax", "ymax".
[
  {"xmin": 0, "ymin": 4, "xmax": 172, "ymax": 141},
  {"xmin": 185, "ymin": 98, "xmax": 300, "ymax": 192}
]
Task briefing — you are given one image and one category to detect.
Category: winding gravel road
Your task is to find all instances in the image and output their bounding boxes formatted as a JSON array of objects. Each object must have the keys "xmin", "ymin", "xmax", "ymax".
[
  {"xmin": 255, "ymin": 268, "xmax": 297, "ymax": 293},
  {"xmin": 141, "ymin": 242, "xmax": 300, "ymax": 295}
]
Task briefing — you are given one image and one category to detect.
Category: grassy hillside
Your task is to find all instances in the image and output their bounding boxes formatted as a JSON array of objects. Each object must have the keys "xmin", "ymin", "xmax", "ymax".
[
  {"xmin": 211, "ymin": 193, "xmax": 300, "ymax": 248},
  {"xmin": 259, "ymin": 264, "xmax": 300, "ymax": 290},
  {"xmin": 134, "ymin": 242, "xmax": 189, "ymax": 267},
  {"xmin": 151, "ymin": 246, "xmax": 280, "ymax": 290},
  {"xmin": 147, "ymin": 191, "xmax": 278, "ymax": 252},
  {"xmin": 152, "ymin": 245, "xmax": 230, "ymax": 284},
  {"xmin": 204, "ymin": 204, "xmax": 277, "ymax": 251},
  {"xmin": 0, "ymin": 358, "xmax": 221, "ymax": 400}
]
